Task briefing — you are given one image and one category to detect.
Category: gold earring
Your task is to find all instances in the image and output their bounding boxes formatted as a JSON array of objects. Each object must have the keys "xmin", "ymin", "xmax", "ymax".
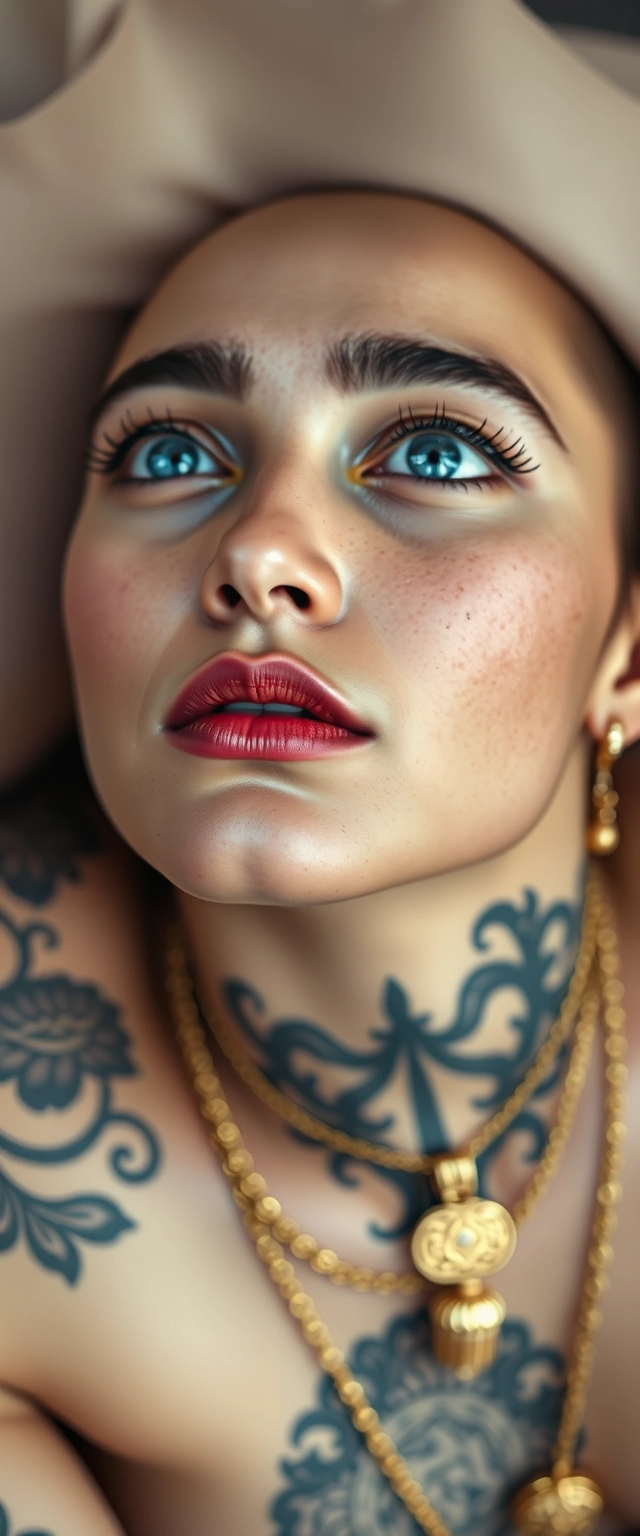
[{"xmin": 586, "ymin": 720, "xmax": 625, "ymax": 855}]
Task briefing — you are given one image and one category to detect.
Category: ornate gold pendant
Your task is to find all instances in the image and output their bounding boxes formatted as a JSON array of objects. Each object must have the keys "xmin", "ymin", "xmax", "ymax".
[
  {"xmin": 510, "ymin": 1473, "xmax": 604, "ymax": 1535},
  {"xmin": 410, "ymin": 1156, "xmax": 516, "ymax": 1378}
]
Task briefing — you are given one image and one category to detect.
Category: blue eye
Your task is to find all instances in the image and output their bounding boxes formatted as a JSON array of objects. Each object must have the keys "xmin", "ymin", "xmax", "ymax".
[
  {"xmin": 127, "ymin": 433, "xmax": 228, "ymax": 481},
  {"xmin": 379, "ymin": 430, "xmax": 490, "ymax": 482}
]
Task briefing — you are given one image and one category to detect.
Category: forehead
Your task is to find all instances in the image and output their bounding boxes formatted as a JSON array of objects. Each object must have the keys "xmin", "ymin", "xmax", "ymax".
[{"xmin": 116, "ymin": 193, "xmax": 587, "ymax": 387}]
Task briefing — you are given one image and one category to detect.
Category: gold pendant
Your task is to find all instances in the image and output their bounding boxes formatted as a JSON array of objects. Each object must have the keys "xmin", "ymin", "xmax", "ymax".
[
  {"xmin": 427, "ymin": 1279, "xmax": 506, "ymax": 1378},
  {"xmin": 411, "ymin": 1156, "xmax": 516, "ymax": 1377},
  {"xmin": 510, "ymin": 1473, "xmax": 604, "ymax": 1535}
]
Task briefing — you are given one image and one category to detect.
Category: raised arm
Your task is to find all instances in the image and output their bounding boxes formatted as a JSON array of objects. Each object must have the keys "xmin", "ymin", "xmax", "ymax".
[{"xmin": 0, "ymin": 1388, "xmax": 126, "ymax": 1536}]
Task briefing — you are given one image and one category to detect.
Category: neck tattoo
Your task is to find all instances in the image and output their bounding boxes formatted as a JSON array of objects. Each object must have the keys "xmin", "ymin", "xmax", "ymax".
[{"xmin": 166, "ymin": 869, "xmax": 627, "ymax": 1536}]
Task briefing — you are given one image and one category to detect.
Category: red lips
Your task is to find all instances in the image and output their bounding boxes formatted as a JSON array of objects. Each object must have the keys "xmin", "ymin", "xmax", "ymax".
[{"xmin": 164, "ymin": 653, "xmax": 373, "ymax": 760}]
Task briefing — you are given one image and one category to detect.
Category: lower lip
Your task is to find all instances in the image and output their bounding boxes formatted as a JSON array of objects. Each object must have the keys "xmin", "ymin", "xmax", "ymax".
[{"xmin": 166, "ymin": 713, "xmax": 370, "ymax": 760}]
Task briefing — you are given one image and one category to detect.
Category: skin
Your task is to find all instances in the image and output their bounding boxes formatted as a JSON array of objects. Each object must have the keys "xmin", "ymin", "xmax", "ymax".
[
  {"xmin": 63, "ymin": 192, "xmax": 640, "ymax": 916},
  {"xmin": 3, "ymin": 193, "xmax": 640, "ymax": 1534}
]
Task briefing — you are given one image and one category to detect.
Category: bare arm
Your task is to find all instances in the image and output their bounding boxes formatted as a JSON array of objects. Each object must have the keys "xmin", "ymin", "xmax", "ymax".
[{"xmin": 0, "ymin": 1388, "xmax": 126, "ymax": 1536}]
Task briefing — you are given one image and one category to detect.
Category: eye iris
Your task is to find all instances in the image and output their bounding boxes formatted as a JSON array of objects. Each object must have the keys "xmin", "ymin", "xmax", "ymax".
[
  {"xmin": 146, "ymin": 437, "xmax": 199, "ymax": 478},
  {"xmin": 406, "ymin": 433, "xmax": 462, "ymax": 479}
]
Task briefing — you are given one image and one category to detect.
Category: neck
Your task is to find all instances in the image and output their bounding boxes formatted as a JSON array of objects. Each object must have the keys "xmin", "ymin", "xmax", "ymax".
[{"xmin": 179, "ymin": 743, "xmax": 588, "ymax": 1173}]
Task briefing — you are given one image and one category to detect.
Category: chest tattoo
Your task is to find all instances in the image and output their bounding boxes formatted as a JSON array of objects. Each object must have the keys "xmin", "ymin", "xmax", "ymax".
[
  {"xmin": 222, "ymin": 888, "xmax": 579, "ymax": 1239},
  {"xmin": 273, "ymin": 1309, "xmax": 565, "ymax": 1536}
]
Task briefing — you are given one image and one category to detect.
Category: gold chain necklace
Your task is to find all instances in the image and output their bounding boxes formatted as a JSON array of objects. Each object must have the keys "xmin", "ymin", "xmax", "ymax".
[
  {"xmin": 173, "ymin": 977, "xmax": 598, "ymax": 1308},
  {"xmin": 169, "ymin": 872, "xmax": 600, "ymax": 1375},
  {"xmin": 190, "ymin": 874, "xmax": 599, "ymax": 1177},
  {"xmin": 166, "ymin": 875, "xmax": 626, "ymax": 1536}
]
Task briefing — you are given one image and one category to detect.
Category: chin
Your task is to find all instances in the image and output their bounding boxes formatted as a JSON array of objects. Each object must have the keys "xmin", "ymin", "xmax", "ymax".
[
  {"xmin": 94, "ymin": 782, "xmax": 359, "ymax": 906},
  {"xmin": 97, "ymin": 797, "xmax": 537, "ymax": 913},
  {"xmin": 86, "ymin": 739, "xmax": 572, "ymax": 907}
]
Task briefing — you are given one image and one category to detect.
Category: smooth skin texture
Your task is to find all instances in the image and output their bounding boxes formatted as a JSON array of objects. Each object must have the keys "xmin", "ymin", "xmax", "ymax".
[
  {"xmin": 1, "ymin": 194, "xmax": 640, "ymax": 1534},
  {"xmin": 64, "ymin": 194, "xmax": 640, "ymax": 907}
]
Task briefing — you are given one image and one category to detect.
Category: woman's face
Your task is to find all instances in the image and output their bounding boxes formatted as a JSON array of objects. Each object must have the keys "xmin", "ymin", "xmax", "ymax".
[{"xmin": 63, "ymin": 193, "xmax": 629, "ymax": 903}]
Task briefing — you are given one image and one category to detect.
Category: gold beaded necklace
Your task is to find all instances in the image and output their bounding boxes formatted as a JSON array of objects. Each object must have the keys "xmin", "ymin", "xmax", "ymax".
[
  {"xmin": 170, "ymin": 873, "xmax": 600, "ymax": 1377},
  {"xmin": 166, "ymin": 873, "xmax": 626, "ymax": 1536}
]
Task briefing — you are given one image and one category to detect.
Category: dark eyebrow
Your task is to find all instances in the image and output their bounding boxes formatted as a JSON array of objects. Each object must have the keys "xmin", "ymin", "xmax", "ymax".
[
  {"xmin": 89, "ymin": 341, "xmax": 254, "ymax": 430},
  {"xmin": 325, "ymin": 333, "xmax": 566, "ymax": 447}
]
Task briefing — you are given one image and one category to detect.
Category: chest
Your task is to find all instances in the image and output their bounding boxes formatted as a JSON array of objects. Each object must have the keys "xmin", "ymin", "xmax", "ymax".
[{"xmin": 5, "ymin": 1050, "xmax": 638, "ymax": 1536}]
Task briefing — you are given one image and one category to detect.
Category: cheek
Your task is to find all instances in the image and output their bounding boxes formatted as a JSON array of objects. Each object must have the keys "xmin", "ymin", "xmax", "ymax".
[
  {"xmin": 63, "ymin": 529, "xmax": 183, "ymax": 715},
  {"xmin": 366, "ymin": 524, "xmax": 600, "ymax": 760}
]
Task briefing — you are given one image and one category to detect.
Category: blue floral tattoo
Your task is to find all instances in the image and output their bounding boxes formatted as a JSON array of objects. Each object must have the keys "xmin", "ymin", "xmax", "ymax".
[
  {"xmin": 222, "ymin": 887, "xmax": 580, "ymax": 1239},
  {"xmin": 0, "ymin": 1501, "xmax": 54, "ymax": 1536},
  {"xmin": 272, "ymin": 1310, "xmax": 565, "ymax": 1536},
  {"xmin": 0, "ymin": 752, "xmax": 102, "ymax": 908},
  {"xmin": 0, "ymin": 903, "xmax": 160, "ymax": 1284}
]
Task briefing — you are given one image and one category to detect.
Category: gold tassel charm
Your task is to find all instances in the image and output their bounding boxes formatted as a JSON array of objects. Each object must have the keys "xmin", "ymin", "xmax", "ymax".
[
  {"xmin": 586, "ymin": 720, "xmax": 624, "ymax": 856},
  {"xmin": 410, "ymin": 1157, "xmax": 516, "ymax": 1378},
  {"xmin": 428, "ymin": 1279, "xmax": 506, "ymax": 1379},
  {"xmin": 510, "ymin": 1473, "xmax": 604, "ymax": 1535}
]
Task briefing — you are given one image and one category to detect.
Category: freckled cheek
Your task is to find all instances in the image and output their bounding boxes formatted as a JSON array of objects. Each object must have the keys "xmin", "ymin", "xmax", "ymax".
[
  {"xmin": 63, "ymin": 532, "xmax": 184, "ymax": 710},
  {"xmin": 367, "ymin": 531, "xmax": 595, "ymax": 741}
]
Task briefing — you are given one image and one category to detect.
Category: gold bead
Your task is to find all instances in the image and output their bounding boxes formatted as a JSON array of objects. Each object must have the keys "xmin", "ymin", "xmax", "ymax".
[
  {"xmin": 319, "ymin": 1344, "xmax": 344, "ymax": 1371},
  {"xmin": 255, "ymin": 1196, "xmax": 282, "ymax": 1223},
  {"xmin": 373, "ymin": 1272, "xmax": 397, "ymax": 1295},
  {"xmin": 273, "ymin": 1216, "xmax": 300, "ymax": 1243},
  {"xmin": 193, "ymin": 1070, "xmax": 219, "ymax": 1093},
  {"xmin": 291, "ymin": 1234, "xmax": 319, "ymax": 1260},
  {"xmin": 330, "ymin": 1263, "xmax": 351, "ymax": 1285},
  {"xmin": 586, "ymin": 821, "xmax": 619, "ymax": 855},
  {"xmin": 289, "ymin": 1293, "xmax": 312, "ymax": 1319},
  {"xmin": 352, "ymin": 1267, "xmax": 376, "ymax": 1290},
  {"xmin": 201, "ymin": 1098, "xmax": 228, "ymax": 1123},
  {"xmin": 257, "ymin": 1234, "xmax": 281, "ymax": 1261},
  {"xmin": 339, "ymin": 1380, "xmax": 365, "ymax": 1407},
  {"xmin": 226, "ymin": 1148, "xmax": 254, "ymax": 1176},
  {"xmin": 366, "ymin": 1430, "xmax": 394, "ymax": 1457},
  {"xmin": 240, "ymin": 1172, "xmax": 269, "ymax": 1199},
  {"xmin": 311, "ymin": 1248, "xmax": 340, "ymax": 1274},
  {"xmin": 270, "ymin": 1258, "xmax": 295, "ymax": 1284},
  {"xmin": 596, "ymin": 1181, "xmax": 622, "ymax": 1207},
  {"xmin": 354, "ymin": 1406, "xmax": 379, "ymax": 1432},
  {"xmin": 302, "ymin": 1319, "xmax": 330, "ymax": 1346},
  {"xmin": 278, "ymin": 1278, "xmax": 300, "ymax": 1303}
]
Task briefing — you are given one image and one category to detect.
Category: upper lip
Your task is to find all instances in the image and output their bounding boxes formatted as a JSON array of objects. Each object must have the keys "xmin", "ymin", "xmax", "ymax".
[{"xmin": 164, "ymin": 652, "xmax": 374, "ymax": 734}]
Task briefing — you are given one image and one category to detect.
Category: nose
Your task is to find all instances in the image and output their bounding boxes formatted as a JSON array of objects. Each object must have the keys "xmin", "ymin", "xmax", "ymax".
[{"xmin": 199, "ymin": 459, "xmax": 345, "ymax": 627}]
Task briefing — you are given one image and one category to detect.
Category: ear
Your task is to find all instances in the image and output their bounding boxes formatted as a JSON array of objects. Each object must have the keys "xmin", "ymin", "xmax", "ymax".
[{"xmin": 584, "ymin": 579, "xmax": 640, "ymax": 747}]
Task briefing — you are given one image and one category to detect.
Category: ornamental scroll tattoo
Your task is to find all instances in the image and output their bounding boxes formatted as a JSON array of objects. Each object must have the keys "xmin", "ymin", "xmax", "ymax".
[
  {"xmin": 0, "ymin": 771, "xmax": 160, "ymax": 1283},
  {"xmin": 222, "ymin": 887, "xmax": 580, "ymax": 1240},
  {"xmin": 273, "ymin": 1311, "xmax": 565, "ymax": 1536}
]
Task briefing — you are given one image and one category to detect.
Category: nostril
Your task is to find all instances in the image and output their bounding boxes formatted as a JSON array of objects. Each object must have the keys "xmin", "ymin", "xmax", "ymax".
[
  {"xmin": 220, "ymin": 583, "xmax": 242, "ymax": 608},
  {"xmin": 279, "ymin": 585, "xmax": 311, "ymax": 611}
]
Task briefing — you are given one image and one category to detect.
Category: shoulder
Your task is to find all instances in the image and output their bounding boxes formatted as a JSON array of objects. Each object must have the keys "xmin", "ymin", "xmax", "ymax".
[
  {"xmin": 0, "ymin": 738, "xmax": 157, "ymax": 1032},
  {"xmin": 0, "ymin": 743, "xmax": 171, "ymax": 1371}
]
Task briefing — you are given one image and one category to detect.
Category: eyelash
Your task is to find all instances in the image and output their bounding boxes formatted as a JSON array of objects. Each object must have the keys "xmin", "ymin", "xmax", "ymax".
[
  {"xmin": 85, "ymin": 407, "xmax": 203, "ymax": 476},
  {"xmin": 379, "ymin": 402, "xmax": 538, "ymax": 481},
  {"xmin": 85, "ymin": 400, "xmax": 539, "ymax": 486}
]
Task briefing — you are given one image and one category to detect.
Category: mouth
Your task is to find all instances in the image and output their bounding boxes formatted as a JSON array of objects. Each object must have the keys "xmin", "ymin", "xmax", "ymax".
[{"xmin": 164, "ymin": 652, "xmax": 374, "ymax": 761}]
